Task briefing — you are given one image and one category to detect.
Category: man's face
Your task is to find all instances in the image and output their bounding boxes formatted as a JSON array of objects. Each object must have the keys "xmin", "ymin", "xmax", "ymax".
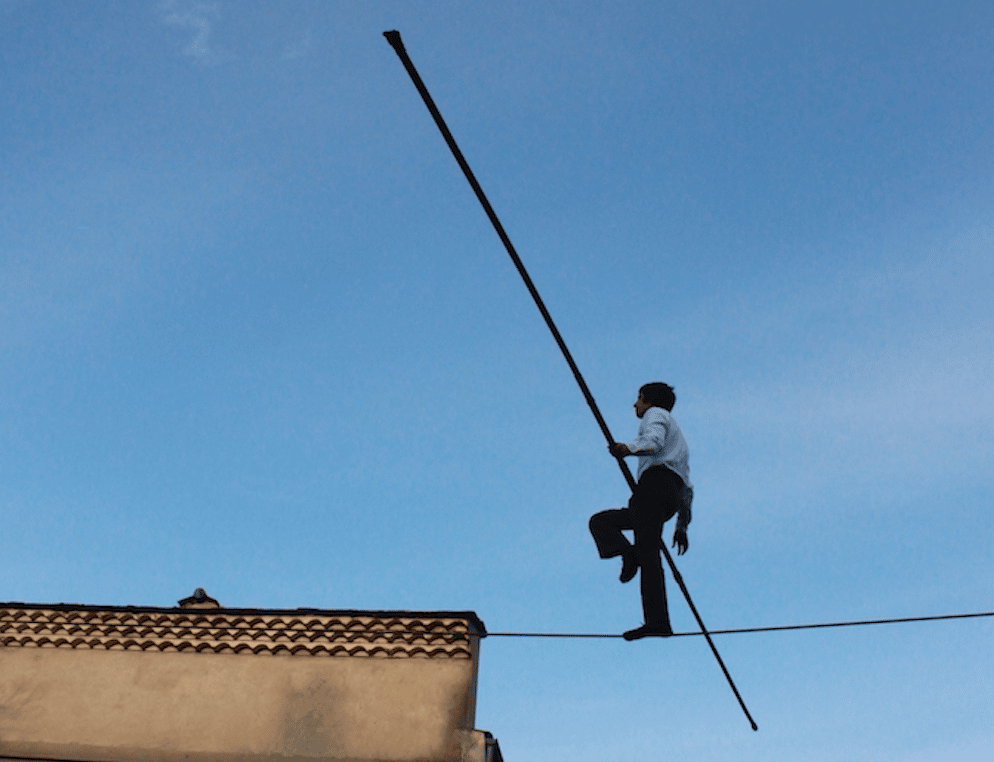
[{"xmin": 634, "ymin": 393, "xmax": 652, "ymax": 418}]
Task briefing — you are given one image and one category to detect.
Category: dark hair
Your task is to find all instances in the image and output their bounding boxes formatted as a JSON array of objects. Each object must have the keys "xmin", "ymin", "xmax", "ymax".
[{"xmin": 639, "ymin": 382, "xmax": 676, "ymax": 411}]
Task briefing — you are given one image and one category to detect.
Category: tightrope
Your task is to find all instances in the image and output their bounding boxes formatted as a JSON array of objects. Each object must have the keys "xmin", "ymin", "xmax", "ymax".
[
  {"xmin": 4, "ymin": 609, "xmax": 989, "ymax": 639},
  {"xmin": 486, "ymin": 610, "xmax": 994, "ymax": 638}
]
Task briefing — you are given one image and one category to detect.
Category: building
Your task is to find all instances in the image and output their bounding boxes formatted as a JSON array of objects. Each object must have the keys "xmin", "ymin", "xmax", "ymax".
[{"xmin": 0, "ymin": 589, "xmax": 504, "ymax": 762}]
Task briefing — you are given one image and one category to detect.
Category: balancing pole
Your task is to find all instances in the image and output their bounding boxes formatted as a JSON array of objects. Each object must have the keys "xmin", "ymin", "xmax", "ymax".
[{"xmin": 384, "ymin": 29, "xmax": 758, "ymax": 732}]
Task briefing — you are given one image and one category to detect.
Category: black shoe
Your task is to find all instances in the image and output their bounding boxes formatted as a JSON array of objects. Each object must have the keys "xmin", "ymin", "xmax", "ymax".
[
  {"xmin": 623, "ymin": 623, "xmax": 673, "ymax": 641},
  {"xmin": 619, "ymin": 552, "xmax": 638, "ymax": 583}
]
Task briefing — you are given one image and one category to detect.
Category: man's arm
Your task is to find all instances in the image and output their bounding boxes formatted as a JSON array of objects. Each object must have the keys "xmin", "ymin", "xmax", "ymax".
[
  {"xmin": 608, "ymin": 442, "xmax": 632, "ymax": 458},
  {"xmin": 625, "ymin": 414, "xmax": 667, "ymax": 458},
  {"xmin": 608, "ymin": 431, "xmax": 665, "ymax": 459},
  {"xmin": 672, "ymin": 484, "xmax": 693, "ymax": 555},
  {"xmin": 672, "ymin": 514, "xmax": 690, "ymax": 555}
]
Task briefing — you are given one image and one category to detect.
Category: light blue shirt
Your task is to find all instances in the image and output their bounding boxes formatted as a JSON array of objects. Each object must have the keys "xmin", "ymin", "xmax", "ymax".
[{"xmin": 626, "ymin": 406, "xmax": 694, "ymax": 527}]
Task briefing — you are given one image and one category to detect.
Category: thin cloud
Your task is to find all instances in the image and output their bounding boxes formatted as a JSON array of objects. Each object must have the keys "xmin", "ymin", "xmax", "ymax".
[{"xmin": 158, "ymin": 0, "xmax": 229, "ymax": 64}]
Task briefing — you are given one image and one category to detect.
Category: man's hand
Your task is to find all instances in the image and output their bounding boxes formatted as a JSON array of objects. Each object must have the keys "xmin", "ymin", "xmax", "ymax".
[
  {"xmin": 608, "ymin": 442, "xmax": 631, "ymax": 458},
  {"xmin": 672, "ymin": 527, "xmax": 689, "ymax": 556}
]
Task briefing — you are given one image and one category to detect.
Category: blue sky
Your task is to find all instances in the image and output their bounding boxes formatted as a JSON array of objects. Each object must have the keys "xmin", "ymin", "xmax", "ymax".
[{"xmin": 2, "ymin": 1, "xmax": 992, "ymax": 759}]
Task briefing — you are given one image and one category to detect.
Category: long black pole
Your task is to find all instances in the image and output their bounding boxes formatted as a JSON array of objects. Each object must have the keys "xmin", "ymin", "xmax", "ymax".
[{"xmin": 384, "ymin": 29, "xmax": 757, "ymax": 732}]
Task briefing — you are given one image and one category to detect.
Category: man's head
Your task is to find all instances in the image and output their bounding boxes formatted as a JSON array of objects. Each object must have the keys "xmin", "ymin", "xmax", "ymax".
[{"xmin": 637, "ymin": 382, "xmax": 676, "ymax": 415}]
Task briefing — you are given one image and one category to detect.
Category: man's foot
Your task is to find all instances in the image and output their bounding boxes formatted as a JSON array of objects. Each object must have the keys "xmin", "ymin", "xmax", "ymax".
[
  {"xmin": 623, "ymin": 623, "xmax": 673, "ymax": 641},
  {"xmin": 619, "ymin": 552, "xmax": 638, "ymax": 583}
]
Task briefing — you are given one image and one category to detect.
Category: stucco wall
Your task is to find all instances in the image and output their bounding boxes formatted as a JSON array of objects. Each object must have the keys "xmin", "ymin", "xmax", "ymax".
[{"xmin": 0, "ymin": 645, "xmax": 482, "ymax": 762}]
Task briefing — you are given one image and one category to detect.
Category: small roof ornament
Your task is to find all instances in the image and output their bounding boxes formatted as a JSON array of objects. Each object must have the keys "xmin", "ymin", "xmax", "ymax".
[{"xmin": 178, "ymin": 588, "xmax": 222, "ymax": 609}]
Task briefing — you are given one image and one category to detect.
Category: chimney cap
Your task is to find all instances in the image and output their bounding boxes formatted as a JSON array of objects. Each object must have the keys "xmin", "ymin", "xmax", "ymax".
[{"xmin": 178, "ymin": 588, "xmax": 221, "ymax": 609}]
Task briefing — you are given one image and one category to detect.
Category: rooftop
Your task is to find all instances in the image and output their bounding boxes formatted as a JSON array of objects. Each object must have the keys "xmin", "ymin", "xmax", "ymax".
[{"xmin": 0, "ymin": 595, "xmax": 486, "ymax": 661}]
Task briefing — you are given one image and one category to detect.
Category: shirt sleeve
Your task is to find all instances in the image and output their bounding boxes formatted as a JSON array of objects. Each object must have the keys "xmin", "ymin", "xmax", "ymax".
[{"xmin": 626, "ymin": 415, "xmax": 667, "ymax": 456}]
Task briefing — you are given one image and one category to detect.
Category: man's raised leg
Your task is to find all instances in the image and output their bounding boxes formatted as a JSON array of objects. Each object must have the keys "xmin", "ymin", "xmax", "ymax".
[{"xmin": 589, "ymin": 508, "xmax": 638, "ymax": 583}]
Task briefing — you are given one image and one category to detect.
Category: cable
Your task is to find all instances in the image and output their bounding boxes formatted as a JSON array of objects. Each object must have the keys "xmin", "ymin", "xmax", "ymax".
[
  {"xmin": 3, "ymin": 610, "xmax": 989, "ymax": 640},
  {"xmin": 486, "ymin": 610, "xmax": 994, "ymax": 638},
  {"xmin": 383, "ymin": 28, "xmax": 759, "ymax": 731}
]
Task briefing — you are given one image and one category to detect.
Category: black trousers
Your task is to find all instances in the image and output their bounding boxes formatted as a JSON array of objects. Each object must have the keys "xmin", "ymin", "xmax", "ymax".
[{"xmin": 589, "ymin": 466, "xmax": 683, "ymax": 628}]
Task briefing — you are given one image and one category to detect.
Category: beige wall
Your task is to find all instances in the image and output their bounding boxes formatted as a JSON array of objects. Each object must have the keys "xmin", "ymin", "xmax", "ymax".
[{"xmin": 0, "ymin": 645, "xmax": 486, "ymax": 762}]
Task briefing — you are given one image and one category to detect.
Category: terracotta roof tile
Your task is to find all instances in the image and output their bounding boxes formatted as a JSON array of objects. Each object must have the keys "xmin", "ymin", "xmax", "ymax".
[{"xmin": 0, "ymin": 604, "xmax": 484, "ymax": 660}]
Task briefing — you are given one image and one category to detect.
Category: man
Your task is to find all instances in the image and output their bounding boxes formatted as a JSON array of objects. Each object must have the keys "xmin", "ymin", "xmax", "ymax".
[{"xmin": 589, "ymin": 382, "xmax": 693, "ymax": 641}]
